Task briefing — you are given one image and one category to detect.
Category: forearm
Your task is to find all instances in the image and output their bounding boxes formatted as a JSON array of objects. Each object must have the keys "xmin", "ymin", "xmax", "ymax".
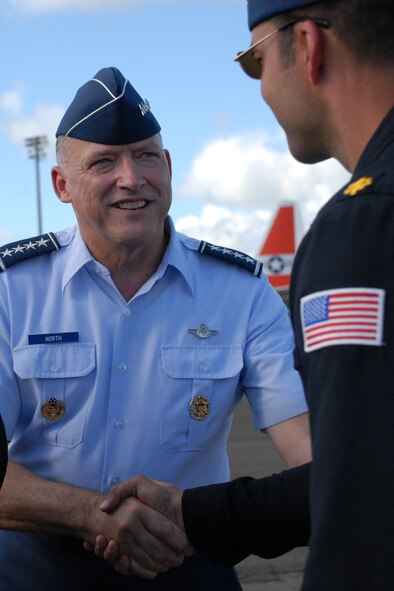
[
  {"xmin": 266, "ymin": 412, "xmax": 312, "ymax": 467},
  {"xmin": 182, "ymin": 462, "xmax": 311, "ymax": 565},
  {"xmin": 0, "ymin": 461, "xmax": 103, "ymax": 539},
  {"xmin": 1, "ymin": 464, "xmax": 192, "ymax": 579}
]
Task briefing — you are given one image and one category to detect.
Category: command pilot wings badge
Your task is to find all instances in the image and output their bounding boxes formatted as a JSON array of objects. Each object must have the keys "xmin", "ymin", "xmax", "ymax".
[{"xmin": 188, "ymin": 324, "xmax": 219, "ymax": 339}]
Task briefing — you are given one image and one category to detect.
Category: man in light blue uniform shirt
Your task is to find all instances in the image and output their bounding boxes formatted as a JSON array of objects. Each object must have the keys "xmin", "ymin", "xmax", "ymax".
[{"xmin": 0, "ymin": 67, "xmax": 311, "ymax": 590}]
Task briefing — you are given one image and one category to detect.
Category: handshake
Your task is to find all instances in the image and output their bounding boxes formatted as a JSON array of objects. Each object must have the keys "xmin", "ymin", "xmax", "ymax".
[
  {"xmin": 84, "ymin": 476, "xmax": 194, "ymax": 580},
  {"xmin": 82, "ymin": 464, "xmax": 311, "ymax": 579}
]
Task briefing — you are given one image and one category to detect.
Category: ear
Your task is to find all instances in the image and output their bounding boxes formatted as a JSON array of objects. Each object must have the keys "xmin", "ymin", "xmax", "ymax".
[
  {"xmin": 298, "ymin": 20, "xmax": 324, "ymax": 86},
  {"xmin": 51, "ymin": 166, "xmax": 72, "ymax": 203},
  {"xmin": 164, "ymin": 149, "xmax": 172, "ymax": 179}
]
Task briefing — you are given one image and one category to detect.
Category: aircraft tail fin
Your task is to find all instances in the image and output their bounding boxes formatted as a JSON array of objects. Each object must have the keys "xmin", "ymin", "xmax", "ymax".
[{"xmin": 257, "ymin": 203, "xmax": 301, "ymax": 292}]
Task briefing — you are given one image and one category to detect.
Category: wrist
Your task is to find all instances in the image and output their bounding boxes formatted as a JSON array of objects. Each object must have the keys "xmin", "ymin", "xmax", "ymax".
[
  {"xmin": 79, "ymin": 490, "xmax": 107, "ymax": 541},
  {"xmin": 174, "ymin": 489, "xmax": 185, "ymax": 531}
]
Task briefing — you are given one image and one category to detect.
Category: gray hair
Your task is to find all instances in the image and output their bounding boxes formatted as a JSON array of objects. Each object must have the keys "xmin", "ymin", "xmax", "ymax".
[{"xmin": 55, "ymin": 135, "xmax": 69, "ymax": 166}]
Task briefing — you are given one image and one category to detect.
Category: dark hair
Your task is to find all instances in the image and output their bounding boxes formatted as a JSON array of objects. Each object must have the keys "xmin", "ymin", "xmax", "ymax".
[{"xmin": 274, "ymin": 0, "xmax": 394, "ymax": 67}]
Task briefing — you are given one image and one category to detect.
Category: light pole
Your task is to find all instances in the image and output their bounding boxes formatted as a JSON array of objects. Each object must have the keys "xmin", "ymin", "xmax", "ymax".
[{"xmin": 25, "ymin": 135, "xmax": 48, "ymax": 235}]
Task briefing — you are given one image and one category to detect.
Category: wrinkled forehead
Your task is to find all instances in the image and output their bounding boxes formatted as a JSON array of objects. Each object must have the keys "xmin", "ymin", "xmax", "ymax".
[{"xmin": 60, "ymin": 133, "xmax": 164, "ymax": 162}]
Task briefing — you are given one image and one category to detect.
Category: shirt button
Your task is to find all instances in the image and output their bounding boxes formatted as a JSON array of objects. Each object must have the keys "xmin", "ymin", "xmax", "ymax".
[
  {"xmin": 115, "ymin": 420, "xmax": 125, "ymax": 430},
  {"xmin": 50, "ymin": 363, "xmax": 59, "ymax": 373},
  {"xmin": 119, "ymin": 363, "xmax": 128, "ymax": 372},
  {"xmin": 199, "ymin": 362, "xmax": 208, "ymax": 373},
  {"xmin": 111, "ymin": 477, "xmax": 120, "ymax": 486},
  {"xmin": 123, "ymin": 308, "xmax": 131, "ymax": 317}
]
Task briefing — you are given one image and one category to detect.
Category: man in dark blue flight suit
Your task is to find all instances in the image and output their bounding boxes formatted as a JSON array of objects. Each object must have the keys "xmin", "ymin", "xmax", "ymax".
[
  {"xmin": 93, "ymin": 1, "xmax": 394, "ymax": 589},
  {"xmin": 184, "ymin": 1, "xmax": 394, "ymax": 588}
]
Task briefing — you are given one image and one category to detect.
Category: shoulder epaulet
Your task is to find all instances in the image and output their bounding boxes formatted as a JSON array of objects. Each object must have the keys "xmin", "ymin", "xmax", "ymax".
[
  {"xmin": 198, "ymin": 240, "xmax": 263, "ymax": 277},
  {"xmin": 342, "ymin": 177, "xmax": 374, "ymax": 197},
  {"xmin": 0, "ymin": 232, "xmax": 61, "ymax": 272}
]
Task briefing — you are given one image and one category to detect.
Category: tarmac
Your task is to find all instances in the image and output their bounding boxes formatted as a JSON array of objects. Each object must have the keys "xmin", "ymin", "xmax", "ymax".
[{"xmin": 227, "ymin": 398, "xmax": 308, "ymax": 591}]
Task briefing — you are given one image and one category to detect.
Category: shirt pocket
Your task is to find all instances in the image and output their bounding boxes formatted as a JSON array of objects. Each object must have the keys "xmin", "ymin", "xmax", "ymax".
[
  {"xmin": 13, "ymin": 343, "xmax": 96, "ymax": 448},
  {"xmin": 160, "ymin": 345, "xmax": 243, "ymax": 451}
]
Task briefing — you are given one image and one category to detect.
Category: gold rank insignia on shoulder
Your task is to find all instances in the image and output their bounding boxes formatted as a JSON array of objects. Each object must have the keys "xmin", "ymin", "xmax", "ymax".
[
  {"xmin": 41, "ymin": 398, "xmax": 65, "ymax": 421},
  {"xmin": 343, "ymin": 177, "xmax": 373, "ymax": 196},
  {"xmin": 188, "ymin": 324, "xmax": 219, "ymax": 339},
  {"xmin": 189, "ymin": 396, "xmax": 210, "ymax": 421}
]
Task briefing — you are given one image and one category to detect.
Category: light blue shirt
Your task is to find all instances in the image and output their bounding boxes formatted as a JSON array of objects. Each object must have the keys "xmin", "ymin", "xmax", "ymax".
[{"xmin": 0, "ymin": 218, "xmax": 307, "ymax": 491}]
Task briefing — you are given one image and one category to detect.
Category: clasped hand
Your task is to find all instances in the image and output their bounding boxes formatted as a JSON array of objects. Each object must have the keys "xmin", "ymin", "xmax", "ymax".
[{"xmin": 84, "ymin": 476, "xmax": 194, "ymax": 579}]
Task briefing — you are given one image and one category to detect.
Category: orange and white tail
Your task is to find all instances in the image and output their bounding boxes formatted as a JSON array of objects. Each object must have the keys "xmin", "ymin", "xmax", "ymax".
[{"xmin": 257, "ymin": 203, "xmax": 302, "ymax": 292}]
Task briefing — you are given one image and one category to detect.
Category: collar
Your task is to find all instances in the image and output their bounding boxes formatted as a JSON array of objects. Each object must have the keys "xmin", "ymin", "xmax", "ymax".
[
  {"xmin": 147, "ymin": 217, "xmax": 195, "ymax": 296},
  {"xmin": 61, "ymin": 226, "xmax": 96, "ymax": 292},
  {"xmin": 354, "ymin": 107, "xmax": 394, "ymax": 175},
  {"xmin": 60, "ymin": 217, "xmax": 195, "ymax": 295}
]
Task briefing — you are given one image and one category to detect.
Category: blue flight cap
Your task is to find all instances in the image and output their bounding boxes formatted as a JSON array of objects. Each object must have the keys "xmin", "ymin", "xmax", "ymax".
[
  {"xmin": 248, "ymin": 0, "xmax": 327, "ymax": 30},
  {"xmin": 56, "ymin": 67, "xmax": 161, "ymax": 144}
]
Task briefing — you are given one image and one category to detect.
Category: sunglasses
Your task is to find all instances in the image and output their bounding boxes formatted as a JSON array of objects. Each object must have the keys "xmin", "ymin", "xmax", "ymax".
[{"xmin": 235, "ymin": 18, "xmax": 330, "ymax": 79}]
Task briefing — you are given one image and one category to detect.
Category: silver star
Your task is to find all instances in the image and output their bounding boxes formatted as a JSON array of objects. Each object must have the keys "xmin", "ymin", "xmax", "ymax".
[
  {"xmin": 23, "ymin": 241, "xmax": 37, "ymax": 250},
  {"xmin": 0, "ymin": 248, "xmax": 13, "ymax": 258},
  {"xmin": 35, "ymin": 238, "xmax": 50, "ymax": 248}
]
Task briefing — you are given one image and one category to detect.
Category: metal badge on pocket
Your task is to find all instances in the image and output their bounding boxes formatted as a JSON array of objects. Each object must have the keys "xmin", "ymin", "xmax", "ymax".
[
  {"xmin": 189, "ymin": 396, "xmax": 210, "ymax": 421},
  {"xmin": 188, "ymin": 324, "xmax": 219, "ymax": 339},
  {"xmin": 41, "ymin": 398, "xmax": 65, "ymax": 421}
]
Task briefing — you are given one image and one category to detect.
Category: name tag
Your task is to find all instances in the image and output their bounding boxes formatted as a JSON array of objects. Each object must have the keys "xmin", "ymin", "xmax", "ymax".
[{"xmin": 28, "ymin": 332, "xmax": 79, "ymax": 345}]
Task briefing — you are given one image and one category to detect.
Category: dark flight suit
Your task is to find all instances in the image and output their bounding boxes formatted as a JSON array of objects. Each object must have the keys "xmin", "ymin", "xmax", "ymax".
[
  {"xmin": 293, "ymin": 108, "xmax": 394, "ymax": 590},
  {"xmin": 183, "ymin": 108, "xmax": 394, "ymax": 591},
  {"xmin": 183, "ymin": 462, "xmax": 310, "ymax": 564}
]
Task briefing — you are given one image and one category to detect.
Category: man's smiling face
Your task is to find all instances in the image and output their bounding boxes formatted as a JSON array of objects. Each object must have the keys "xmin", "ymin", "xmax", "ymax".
[{"xmin": 52, "ymin": 134, "xmax": 172, "ymax": 261}]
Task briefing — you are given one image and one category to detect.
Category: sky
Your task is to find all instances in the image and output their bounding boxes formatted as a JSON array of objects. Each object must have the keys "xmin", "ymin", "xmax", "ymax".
[{"xmin": 0, "ymin": 0, "xmax": 351, "ymax": 256}]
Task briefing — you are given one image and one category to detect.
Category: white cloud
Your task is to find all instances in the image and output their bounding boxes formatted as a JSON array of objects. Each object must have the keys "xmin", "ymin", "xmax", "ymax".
[
  {"xmin": 0, "ymin": 89, "xmax": 63, "ymax": 156},
  {"xmin": 175, "ymin": 205, "xmax": 271, "ymax": 256},
  {"xmin": 177, "ymin": 132, "xmax": 351, "ymax": 228},
  {"xmin": 0, "ymin": 88, "xmax": 23, "ymax": 115},
  {"xmin": 0, "ymin": 229, "xmax": 13, "ymax": 243},
  {"xmin": 174, "ymin": 132, "xmax": 351, "ymax": 255}
]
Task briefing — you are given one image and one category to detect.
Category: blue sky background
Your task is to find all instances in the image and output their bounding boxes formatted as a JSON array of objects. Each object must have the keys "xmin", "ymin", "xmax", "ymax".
[{"xmin": 0, "ymin": 0, "xmax": 350, "ymax": 255}]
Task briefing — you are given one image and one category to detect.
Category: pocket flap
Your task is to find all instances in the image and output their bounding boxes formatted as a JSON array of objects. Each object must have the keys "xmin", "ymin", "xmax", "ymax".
[
  {"xmin": 162, "ymin": 345, "xmax": 243, "ymax": 379},
  {"xmin": 13, "ymin": 343, "xmax": 96, "ymax": 379}
]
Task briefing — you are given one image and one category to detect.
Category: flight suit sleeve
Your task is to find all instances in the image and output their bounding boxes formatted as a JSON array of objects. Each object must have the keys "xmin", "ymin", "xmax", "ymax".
[{"xmin": 182, "ymin": 462, "xmax": 310, "ymax": 565}]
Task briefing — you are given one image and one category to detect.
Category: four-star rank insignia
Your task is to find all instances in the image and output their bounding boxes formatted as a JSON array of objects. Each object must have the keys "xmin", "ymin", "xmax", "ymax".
[
  {"xmin": 198, "ymin": 241, "xmax": 263, "ymax": 277},
  {"xmin": 41, "ymin": 398, "xmax": 65, "ymax": 421},
  {"xmin": 0, "ymin": 233, "xmax": 61, "ymax": 272},
  {"xmin": 189, "ymin": 396, "xmax": 210, "ymax": 421}
]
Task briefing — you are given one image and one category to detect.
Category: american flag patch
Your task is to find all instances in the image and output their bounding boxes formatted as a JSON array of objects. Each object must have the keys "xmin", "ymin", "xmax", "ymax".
[{"xmin": 301, "ymin": 288, "xmax": 385, "ymax": 352}]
